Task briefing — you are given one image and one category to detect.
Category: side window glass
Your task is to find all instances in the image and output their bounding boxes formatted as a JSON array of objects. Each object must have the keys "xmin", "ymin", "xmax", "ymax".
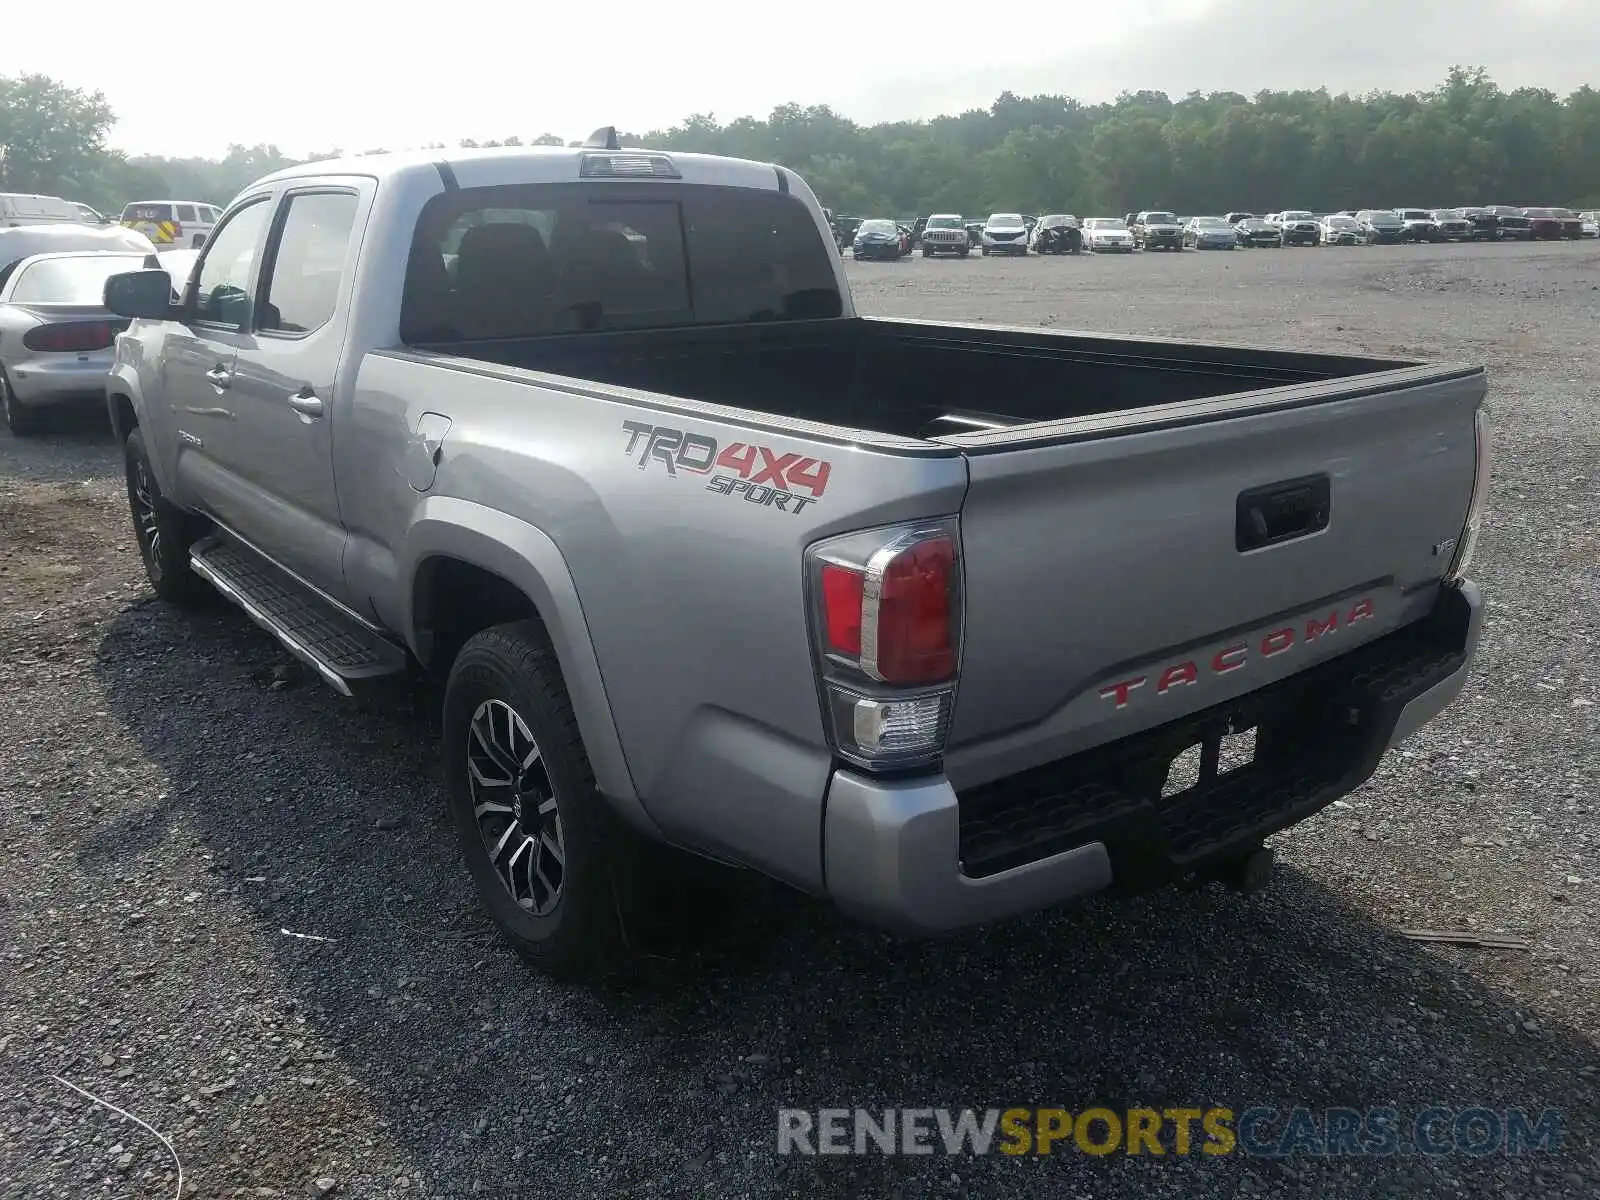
[
  {"xmin": 192, "ymin": 200, "xmax": 273, "ymax": 327},
  {"xmin": 177, "ymin": 204, "xmax": 197, "ymax": 222},
  {"xmin": 259, "ymin": 192, "xmax": 359, "ymax": 335}
]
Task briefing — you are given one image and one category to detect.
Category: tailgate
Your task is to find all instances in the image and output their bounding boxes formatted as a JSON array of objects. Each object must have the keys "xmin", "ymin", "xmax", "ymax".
[{"xmin": 942, "ymin": 366, "xmax": 1485, "ymax": 788}]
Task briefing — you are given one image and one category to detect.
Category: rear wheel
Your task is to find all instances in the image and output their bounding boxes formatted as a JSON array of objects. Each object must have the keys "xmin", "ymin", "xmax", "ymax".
[
  {"xmin": 444, "ymin": 621, "xmax": 652, "ymax": 979},
  {"xmin": 0, "ymin": 369, "xmax": 43, "ymax": 437}
]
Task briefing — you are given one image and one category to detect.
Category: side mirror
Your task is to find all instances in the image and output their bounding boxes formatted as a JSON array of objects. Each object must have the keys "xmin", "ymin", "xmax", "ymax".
[{"xmin": 105, "ymin": 270, "xmax": 180, "ymax": 320}]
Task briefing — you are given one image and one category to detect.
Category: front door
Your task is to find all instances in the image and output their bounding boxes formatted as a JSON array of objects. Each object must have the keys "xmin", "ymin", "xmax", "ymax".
[{"xmin": 163, "ymin": 195, "xmax": 275, "ymax": 529}]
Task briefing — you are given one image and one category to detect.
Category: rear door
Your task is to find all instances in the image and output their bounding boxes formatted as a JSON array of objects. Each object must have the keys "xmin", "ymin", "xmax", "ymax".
[
  {"xmin": 123, "ymin": 203, "xmax": 177, "ymax": 245},
  {"xmin": 221, "ymin": 184, "xmax": 366, "ymax": 599},
  {"xmin": 940, "ymin": 367, "xmax": 1486, "ymax": 788}
]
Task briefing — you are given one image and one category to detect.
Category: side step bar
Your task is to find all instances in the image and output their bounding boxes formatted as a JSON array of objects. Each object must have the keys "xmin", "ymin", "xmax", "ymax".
[{"xmin": 189, "ymin": 534, "xmax": 408, "ymax": 695}]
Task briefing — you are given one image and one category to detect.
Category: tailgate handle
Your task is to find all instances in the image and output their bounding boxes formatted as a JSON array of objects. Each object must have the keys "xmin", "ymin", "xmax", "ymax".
[{"xmin": 1236, "ymin": 474, "xmax": 1331, "ymax": 552}]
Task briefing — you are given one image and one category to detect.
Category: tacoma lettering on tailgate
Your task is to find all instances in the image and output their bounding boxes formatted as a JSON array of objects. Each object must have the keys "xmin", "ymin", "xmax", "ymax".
[
  {"xmin": 1097, "ymin": 597, "xmax": 1377, "ymax": 710},
  {"xmin": 621, "ymin": 420, "xmax": 832, "ymax": 515}
]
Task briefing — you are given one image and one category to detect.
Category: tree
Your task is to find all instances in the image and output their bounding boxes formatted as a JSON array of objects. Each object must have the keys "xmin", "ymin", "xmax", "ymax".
[
  {"xmin": 0, "ymin": 74, "xmax": 115, "ymax": 196},
  {"xmin": 6, "ymin": 67, "xmax": 1600, "ymax": 218}
]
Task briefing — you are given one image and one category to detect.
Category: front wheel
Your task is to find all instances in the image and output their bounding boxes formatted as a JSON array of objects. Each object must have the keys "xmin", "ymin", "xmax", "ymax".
[
  {"xmin": 444, "ymin": 621, "xmax": 648, "ymax": 979},
  {"xmin": 124, "ymin": 427, "xmax": 207, "ymax": 603}
]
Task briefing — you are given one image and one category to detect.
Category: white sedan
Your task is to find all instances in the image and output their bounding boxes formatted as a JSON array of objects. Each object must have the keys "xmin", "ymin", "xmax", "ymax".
[
  {"xmin": 1081, "ymin": 217, "xmax": 1135, "ymax": 253},
  {"xmin": 0, "ymin": 249, "xmax": 155, "ymax": 435}
]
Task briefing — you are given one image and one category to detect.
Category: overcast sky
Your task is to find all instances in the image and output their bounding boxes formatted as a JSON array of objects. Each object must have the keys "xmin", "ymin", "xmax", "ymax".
[{"xmin": 9, "ymin": 0, "xmax": 1597, "ymax": 160}]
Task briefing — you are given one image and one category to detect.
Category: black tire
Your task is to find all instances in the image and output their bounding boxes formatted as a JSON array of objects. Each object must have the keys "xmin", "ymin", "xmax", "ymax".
[
  {"xmin": 981, "ymin": 247, "xmax": 990, "ymax": 256},
  {"xmin": 1, "ymin": 368, "xmax": 44, "ymax": 436},
  {"xmin": 920, "ymin": 246, "xmax": 930, "ymax": 257},
  {"xmin": 443, "ymin": 621, "xmax": 648, "ymax": 979},
  {"xmin": 124, "ymin": 426, "xmax": 207, "ymax": 604}
]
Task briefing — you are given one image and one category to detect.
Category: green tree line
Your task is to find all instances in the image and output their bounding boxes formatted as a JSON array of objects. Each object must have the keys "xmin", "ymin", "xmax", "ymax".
[{"xmin": 3, "ymin": 67, "xmax": 1597, "ymax": 219}]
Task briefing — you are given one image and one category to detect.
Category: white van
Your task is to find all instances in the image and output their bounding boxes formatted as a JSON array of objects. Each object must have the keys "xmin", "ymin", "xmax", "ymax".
[
  {"xmin": 119, "ymin": 200, "xmax": 221, "ymax": 248},
  {"xmin": 0, "ymin": 193, "xmax": 82, "ymax": 227}
]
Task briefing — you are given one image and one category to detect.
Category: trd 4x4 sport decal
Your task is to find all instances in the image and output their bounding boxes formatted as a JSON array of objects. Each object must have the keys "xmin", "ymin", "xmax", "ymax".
[{"xmin": 621, "ymin": 420, "xmax": 832, "ymax": 515}]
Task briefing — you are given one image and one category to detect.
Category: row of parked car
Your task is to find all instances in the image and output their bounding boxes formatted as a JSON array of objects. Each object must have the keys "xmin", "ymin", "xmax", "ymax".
[
  {"xmin": 2, "ymin": 190, "xmax": 221, "ymax": 247},
  {"xmin": 830, "ymin": 205, "xmax": 1599, "ymax": 258}
]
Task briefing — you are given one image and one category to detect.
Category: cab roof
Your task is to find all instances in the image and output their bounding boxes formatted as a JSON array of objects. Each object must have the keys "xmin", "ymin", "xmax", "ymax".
[{"xmin": 248, "ymin": 144, "xmax": 789, "ymax": 195}]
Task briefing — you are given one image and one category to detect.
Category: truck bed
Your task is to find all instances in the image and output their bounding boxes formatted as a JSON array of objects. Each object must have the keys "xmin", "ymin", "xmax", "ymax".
[
  {"xmin": 405, "ymin": 309, "xmax": 1485, "ymax": 796},
  {"xmin": 414, "ymin": 316, "xmax": 1432, "ymax": 443}
]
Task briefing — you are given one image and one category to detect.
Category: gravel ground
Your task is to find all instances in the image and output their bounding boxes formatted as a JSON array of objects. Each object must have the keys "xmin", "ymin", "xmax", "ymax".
[{"xmin": 1, "ymin": 238, "xmax": 1596, "ymax": 1199}]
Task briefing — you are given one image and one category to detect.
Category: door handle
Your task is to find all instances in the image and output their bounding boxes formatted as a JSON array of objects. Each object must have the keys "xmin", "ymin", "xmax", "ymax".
[
  {"xmin": 287, "ymin": 389, "xmax": 324, "ymax": 419},
  {"xmin": 205, "ymin": 364, "xmax": 232, "ymax": 390}
]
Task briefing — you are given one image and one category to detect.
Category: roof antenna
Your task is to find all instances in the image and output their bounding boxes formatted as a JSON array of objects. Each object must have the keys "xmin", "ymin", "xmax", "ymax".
[{"xmin": 583, "ymin": 126, "xmax": 621, "ymax": 150}]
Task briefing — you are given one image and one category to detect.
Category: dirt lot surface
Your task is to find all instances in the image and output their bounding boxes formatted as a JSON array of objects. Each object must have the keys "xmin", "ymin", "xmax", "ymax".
[{"xmin": 1, "ymin": 239, "xmax": 1597, "ymax": 1199}]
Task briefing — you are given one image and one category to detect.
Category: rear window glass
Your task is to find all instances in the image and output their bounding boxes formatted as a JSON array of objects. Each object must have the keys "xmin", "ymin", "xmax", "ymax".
[
  {"xmin": 123, "ymin": 204, "xmax": 174, "ymax": 222},
  {"xmin": 9, "ymin": 254, "xmax": 151, "ymax": 304},
  {"xmin": 402, "ymin": 183, "xmax": 842, "ymax": 343}
]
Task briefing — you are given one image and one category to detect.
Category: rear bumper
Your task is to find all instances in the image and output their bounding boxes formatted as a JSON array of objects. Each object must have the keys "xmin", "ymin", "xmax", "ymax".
[
  {"xmin": 822, "ymin": 579, "xmax": 1482, "ymax": 934},
  {"xmin": 6, "ymin": 355, "xmax": 115, "ymax": 406},
  {"xmin": 824, "ymin": 771, "xmax": 1114, "ymax": 934}
]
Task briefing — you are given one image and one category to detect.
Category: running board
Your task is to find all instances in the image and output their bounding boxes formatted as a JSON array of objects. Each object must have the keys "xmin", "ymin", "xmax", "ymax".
[{"xmin": 189, "ymin": 534, "xmax": 408, "ymax": 696}]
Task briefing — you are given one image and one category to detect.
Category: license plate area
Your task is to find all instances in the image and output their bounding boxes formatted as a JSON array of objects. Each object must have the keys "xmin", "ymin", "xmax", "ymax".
[{"xmin": 1162, "ymin": 723, "xmax": 1258, "ymax": 798}]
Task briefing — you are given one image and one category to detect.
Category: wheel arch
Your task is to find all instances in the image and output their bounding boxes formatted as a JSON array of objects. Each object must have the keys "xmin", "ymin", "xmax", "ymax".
[
  {"xmin": 402, "ymin": 498, "xmax": 647, "ymax": 825},
  {"xmin": 107, "ymin": 390, "xmax": 138, "ymax": 444}
]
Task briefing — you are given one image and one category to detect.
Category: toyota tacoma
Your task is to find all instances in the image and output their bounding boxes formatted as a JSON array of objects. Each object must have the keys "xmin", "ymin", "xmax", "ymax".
[{"xmin": 102, "ymin": 132, "xmax": 1491, "ymax": 979}]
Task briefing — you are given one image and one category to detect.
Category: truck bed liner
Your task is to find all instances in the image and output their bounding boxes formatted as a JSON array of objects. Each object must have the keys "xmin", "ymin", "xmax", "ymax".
[{"xmin": 413, "ymin": 316, "xmax": 1421, "ymax": 443}]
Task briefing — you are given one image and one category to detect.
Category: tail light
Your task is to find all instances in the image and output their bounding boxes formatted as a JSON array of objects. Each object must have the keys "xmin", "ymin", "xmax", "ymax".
[
  {"xmin": 805, "ymin": 519, "xmax": 962, "ymax": 770},
  {"xmin": 22, "ymin": 322, "xmax": 119, "ymax": 353},
  {"xmin": 1445, "ymin": 405, "xmax": 1491, "ymax": 584}
]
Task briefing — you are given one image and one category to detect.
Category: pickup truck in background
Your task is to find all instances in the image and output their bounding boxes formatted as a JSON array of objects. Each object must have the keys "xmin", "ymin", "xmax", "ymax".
[{"xmin": 103, "ymin": 131, "xmax": 1491, "ymax": 980}]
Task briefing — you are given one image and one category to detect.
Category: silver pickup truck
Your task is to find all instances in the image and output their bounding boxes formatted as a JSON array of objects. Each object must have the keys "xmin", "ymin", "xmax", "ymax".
[{"xmin": 103, "ymin": 131, "xmax": 1490, "ymax": 978}]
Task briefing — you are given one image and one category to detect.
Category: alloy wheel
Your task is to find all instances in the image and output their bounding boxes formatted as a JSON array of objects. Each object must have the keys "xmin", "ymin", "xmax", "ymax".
[
  {"xmin": 131, "ymin": 459, "xmax": 162, "ymax": 564},
  {"xmin": 466, "ymin": 698, "xmax": 566, "ymax": 915}
]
